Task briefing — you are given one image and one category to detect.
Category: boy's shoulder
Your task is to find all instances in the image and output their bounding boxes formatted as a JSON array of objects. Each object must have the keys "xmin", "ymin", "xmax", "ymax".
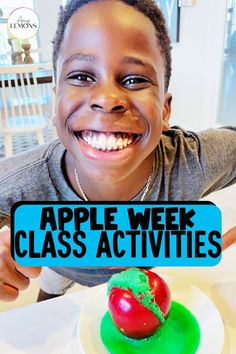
[
  {"xmin": 160, "ymin": 125, "xmax": 236, "ymax": 169},
  {"xmin": 0, "ymin": 141, "xmax": 67, "ymax": 215},
  {"xmin": 161, "ymin": 126, "xmax": 200, "ymax": 148},
  {"xmin": 0, "ymin": 140, "xmax": 64, "ymax": 182},
  {"xmin": 161, "ymin": 125, "xmax": 236, "ymax": 147}
]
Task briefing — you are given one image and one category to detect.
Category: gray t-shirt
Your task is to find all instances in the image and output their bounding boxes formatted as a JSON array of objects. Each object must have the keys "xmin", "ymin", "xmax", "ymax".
[{"xmin": 0, "ymin": 126, "xmax": 235, "ymax": 286}]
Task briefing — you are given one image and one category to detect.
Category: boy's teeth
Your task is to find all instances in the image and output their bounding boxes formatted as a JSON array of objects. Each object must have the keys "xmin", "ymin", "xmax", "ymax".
[
  {"xmin": 80, "ymin": 131, "xmax": 137, "ymax": 151},
  {"xmin": 107, "ymin": 135, "xmax": 117, "ymax": 150}
]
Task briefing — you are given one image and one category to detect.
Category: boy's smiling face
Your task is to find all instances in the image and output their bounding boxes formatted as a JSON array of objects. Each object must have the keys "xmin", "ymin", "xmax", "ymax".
[{"xmin": 54, "ymin": 0, "xmax": 171, "ymax": 184}]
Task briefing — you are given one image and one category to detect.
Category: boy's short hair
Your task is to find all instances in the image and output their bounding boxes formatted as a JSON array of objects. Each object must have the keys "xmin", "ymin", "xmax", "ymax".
[{"xmin": 52, "ymin": 0, "xmax": 172, "ymax": 91}]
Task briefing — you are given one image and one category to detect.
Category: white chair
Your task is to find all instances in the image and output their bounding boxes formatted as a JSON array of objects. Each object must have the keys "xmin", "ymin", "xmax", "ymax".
[{"xmin": 0, "ymin": 63, "xmax": 54, "ymax": 156}]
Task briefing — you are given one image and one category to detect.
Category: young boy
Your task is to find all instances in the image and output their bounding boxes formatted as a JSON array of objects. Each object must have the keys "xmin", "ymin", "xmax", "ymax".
[{"xmin": 0, "ymin": 0, "xmax": 235, "ymax": 302}]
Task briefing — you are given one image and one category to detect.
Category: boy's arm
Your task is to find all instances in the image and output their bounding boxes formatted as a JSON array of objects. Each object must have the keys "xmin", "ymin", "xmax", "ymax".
[
  {"xmin": 0, "ymin": 229, "xmax": 41, "ymax": 301},
  {"xmin": 222, "ymin": 226, "xmax": 236, "ymax": 251},
  {"xmin": 198, "ymin": 127, "xmax": 236, "ymax": 196},
  {"xmin": 197, "ymin": 129, "xmax": 236, "ymax": 250}
]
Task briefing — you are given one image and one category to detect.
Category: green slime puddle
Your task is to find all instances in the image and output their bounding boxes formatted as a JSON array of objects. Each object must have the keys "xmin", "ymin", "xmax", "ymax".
[{"xmin": 100, "ymin": 301, "xmax": 200, "ymax": 354}]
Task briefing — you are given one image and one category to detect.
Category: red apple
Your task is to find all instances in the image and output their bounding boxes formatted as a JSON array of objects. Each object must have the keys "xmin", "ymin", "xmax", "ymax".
[{"xmin": 108, "ymin": 269, "xmax": 171, "ymax": 339}]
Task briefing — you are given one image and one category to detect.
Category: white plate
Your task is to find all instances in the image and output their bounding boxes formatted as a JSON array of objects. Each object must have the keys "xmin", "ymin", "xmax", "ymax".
[{"xmin": 72, "ymin": 274, "xmax": 224, "ymax": 354}]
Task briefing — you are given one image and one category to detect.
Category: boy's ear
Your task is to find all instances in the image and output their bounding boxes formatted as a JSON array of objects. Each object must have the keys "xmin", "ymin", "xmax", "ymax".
[{"xmin": 162, "ymin": 93, "xmax": 172, "ymax": 132}]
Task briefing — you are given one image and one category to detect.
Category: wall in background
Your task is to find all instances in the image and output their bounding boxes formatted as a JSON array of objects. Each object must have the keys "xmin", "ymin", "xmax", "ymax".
[
  {"xmin": 169, "ymin": 0, "xmax": 228, "ymax": 130},
  {"xmin": 34, "ymin": 0, "xmax": 61, "ymax": 60}
]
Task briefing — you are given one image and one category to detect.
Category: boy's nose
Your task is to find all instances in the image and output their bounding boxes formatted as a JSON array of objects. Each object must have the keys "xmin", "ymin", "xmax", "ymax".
[{"xmin": 89, "ymin": 88, "xmax": 128, "ymax": 113}]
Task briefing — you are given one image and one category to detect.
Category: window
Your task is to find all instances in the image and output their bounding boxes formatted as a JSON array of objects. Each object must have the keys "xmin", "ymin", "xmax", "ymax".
[{"xmin": 217, "ymin": 0, "xmax": 236, "ymax": 125}]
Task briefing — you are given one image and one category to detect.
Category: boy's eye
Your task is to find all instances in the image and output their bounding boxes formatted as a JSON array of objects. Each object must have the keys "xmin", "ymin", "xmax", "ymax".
[
  {"xmin": 67, "ymin": 72, "xmax": 95, "ymax": 85},
  {"xmin": 121, "ymin": 76, "xmax": 151, "ymax": 89}
]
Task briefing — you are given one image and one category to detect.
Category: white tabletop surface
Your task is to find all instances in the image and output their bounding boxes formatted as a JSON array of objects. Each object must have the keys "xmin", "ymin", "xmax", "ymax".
[{"xmin": 0, "ymin": 244, "xmax": 235, "ymax": 354}]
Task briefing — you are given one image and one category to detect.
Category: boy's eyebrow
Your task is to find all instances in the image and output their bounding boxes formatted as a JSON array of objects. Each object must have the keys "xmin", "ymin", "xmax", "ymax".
[
  {"xmin": 121, "ymin": 56, "xmax": 153, "ymax": 69},
  {"xmin": 121, "ymin": 56, "xmax": 157, "ymax": 76},
  {"xmin": 63, "ymin": 54, "xmax": 157, "ymax": 75},
  {"xmin": 63, "ymin": 53, "xmax": 96, "ymax": 65}
]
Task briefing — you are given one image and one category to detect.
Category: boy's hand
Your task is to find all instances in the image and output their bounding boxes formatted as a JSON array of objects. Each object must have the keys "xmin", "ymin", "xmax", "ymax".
[
  {"xmin": 222, "ymin": 227, "xmax": 236, "ymax": 251},
  {"xmin": 0, "ymin": 229, "xmax": 41, "ymax": 301}
]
